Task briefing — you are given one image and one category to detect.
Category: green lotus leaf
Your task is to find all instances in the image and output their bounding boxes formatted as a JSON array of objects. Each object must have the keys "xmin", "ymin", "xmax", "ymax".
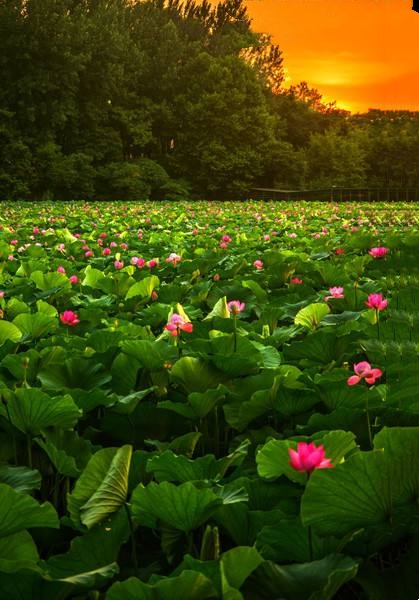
[
  {"xmin": 13, "ymin": 312, "xmax": 57, "ymax": 339},
  {"xmin": 125, "ymin": 275, "xmax": 159, "ymax": 299},
  {"xmin": 170, "ymin": 356, "xmax": 221, "ymax": 394},
  {"xmin": 0, "ymin": 320, "xmax": 22, "ymax": 345},
  {"xmin": 203, "ymin": 296, "xmax": 230, "ymax": 320},
  {"xmin": 0, "ymin": 563, "xmax": 118, "ymax": 599},
  {"xmin": 106, "ymin": 570, "xmax": 217, "ymax": 600},
  {"xmin": 294, "ymin": 302, "xmax": 331, "ymax": 330},
  {"xmin": 0, "ymin": 483, "xmax": 59, "ymax": 538},
  {"xmin": 45, "ymin": 508, "xmax": 130, "ymax": 579},
  {"xmin": 0, "ymin": 465, "xmax": 41, "ymax": 494},
  {"xmin": 242, "ymin": 554, "xmax": 358, "ymax": 600},
  {"xmin": 37, "ymin": 357, "xmax": 111, "ymax": 391},
  {"xmin": 68, "ymin": 445, "xmax": 132, "ymax": 529},
  {"xmin": 6, "ymin": 388, "xmax": 81, "ymax": 435},
  {"xmin": 130, "ymin": 481, "xmax": 223, "ymax": 532},
  {"xmin": 0, "ymin": 531, "xmax": 39, "ymax": 571},
  {"xmin": 30, "ymin": 270, "xmax": 71, "ymax": 292}
]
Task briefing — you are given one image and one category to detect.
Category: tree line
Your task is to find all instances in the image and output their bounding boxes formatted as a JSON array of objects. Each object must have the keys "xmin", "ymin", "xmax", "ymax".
[{"xmin": 1, "ymin": 0, "xmax": 419, "ymax": 201}]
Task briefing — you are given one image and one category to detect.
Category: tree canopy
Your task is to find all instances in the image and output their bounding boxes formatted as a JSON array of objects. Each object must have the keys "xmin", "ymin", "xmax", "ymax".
[{"xmin": 0, "ymin": 0, "xmax": 418, "ymax": 200}]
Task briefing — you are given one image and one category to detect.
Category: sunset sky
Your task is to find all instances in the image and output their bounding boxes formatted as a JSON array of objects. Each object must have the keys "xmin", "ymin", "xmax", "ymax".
[{"xmin": 245, "ymin": 0, "xmax": 419, "ymax": 113}]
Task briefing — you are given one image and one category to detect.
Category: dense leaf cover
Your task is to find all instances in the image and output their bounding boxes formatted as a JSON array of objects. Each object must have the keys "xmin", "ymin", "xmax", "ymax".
[{"xmin": 0, "ymin": 200, "xmax": 418, "ymax": 598}]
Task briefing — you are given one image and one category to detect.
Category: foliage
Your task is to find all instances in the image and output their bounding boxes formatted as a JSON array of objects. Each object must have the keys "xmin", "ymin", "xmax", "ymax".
[{"xmin": 0, "ymin": 199, "xmax": 416, "ymax": 598}]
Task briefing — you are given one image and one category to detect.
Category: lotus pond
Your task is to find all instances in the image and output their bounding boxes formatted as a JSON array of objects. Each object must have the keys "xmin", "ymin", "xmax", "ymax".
[{"xmin": 0, "ymin": 200, "xmax": 418, "ymax": 599}]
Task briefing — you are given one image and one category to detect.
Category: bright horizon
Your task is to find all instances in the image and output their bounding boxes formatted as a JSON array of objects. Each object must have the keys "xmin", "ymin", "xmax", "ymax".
[{"xmin": 245, "ymin": 0, "xmax": 419, "ymax": 113}]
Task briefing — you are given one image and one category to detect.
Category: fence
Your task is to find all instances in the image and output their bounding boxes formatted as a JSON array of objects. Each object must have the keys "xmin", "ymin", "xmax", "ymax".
[{"xmin": 247, "ymin": 187, "xmax": 419, "ymax": 203}]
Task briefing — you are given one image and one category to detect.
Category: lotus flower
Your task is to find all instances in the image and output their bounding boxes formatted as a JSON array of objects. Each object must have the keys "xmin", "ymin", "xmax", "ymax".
[
  {"xmin": 60, "ymin": 310, "xmax": 80, "ymax": 326},
  {"xmin": 365, "ymin": 293, "xmax": 387, "ymax": 310},
  {"xmin": 325, "ymin": 286, "xmax": 344, "ymax": 301},
  {"xmin": 165, "ymin": 313, "xmax": 193, "ymax": 337},
  {"xmin": 369, "ymin": 247, "xmax": 388, "ymax": 258},
  {"xmin": 253, "ymin": 259, "xmax": 264, "ymax": 270},
  {"xmin": 227, "ymin": 300, "xmax": 245, "ymax": 315},
  {"xmin": 288, "ymin": 442, "xmax": 333, "ymax": 473},
  {"xmin": 347, "ymin": 361, "xmax": 382, "ymax": 385}
]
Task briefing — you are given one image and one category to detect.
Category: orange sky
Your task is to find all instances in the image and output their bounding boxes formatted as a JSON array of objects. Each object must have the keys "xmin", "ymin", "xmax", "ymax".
[{"xmin": 245, "ymin": 0, "xmax": 419, "ymax": 113}]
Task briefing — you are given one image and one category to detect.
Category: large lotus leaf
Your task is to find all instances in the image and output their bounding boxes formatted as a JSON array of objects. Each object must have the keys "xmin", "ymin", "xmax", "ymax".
[
  {"xmin": 242, "ymin": 554, "xmax": 358, "ymax": 600},
  {"xmin": 0, "ymin": 530, "xmax": 39, "ymax": 571},
  {"xmin": 68, "ymin": 445, "xmax": 132, "ymax": 529},
  {"xmin": 0, "ymin": 483, "xmax": 59, "ymax": 538},
  {"xmin": 0, "ymin": 320, "xmax": 22, "ymax": 344},
  {"xmin": 256, "ymin": 517, "xmax": 360, "ymax": 563},
  {"xmin": 81, "ymin": 265, "xmax": 107, "ymax": 289},
  {"xmin": 223, "ymin": 388, "xmax": 274, "ymax": 432},
  {"xmin": 170, "ymin": 356, "xmax": 222, "ymax": 394},
  {"xmin": 30, "ymin": 270, "xmax": 71, "ymax": 292},
  {"xmin": 110, "ymin": 352, "xmax": 142, "ymax": 395},
  {"xmin": 45, "ymin": 508, "xmax": 130, "ymax": 579},
  {"xmin": 220, "ymin": 546, "xmax": 264, "ymax": 594},
  {"xmin": 37, "ymin": 357, "xmax": 111, "ymax": 391},
  {"xmin": 301, "ymin": 451, "xmax": 391, "ymax": 537},
  {"xmin": 257, "ymin": 431, "xmax": 357, "ymax": 485},
  {"xmin": 86, "ymin": 329, "xmax": 126, "ymax": 353},
  {"xmin": 125, "ymin": 275, "xmax": 159, "ymax": 299},
  {"xmin": 373, "ymin": 427, "xmax": 419, "ymax": 505},
  {"xmin": 111, "ymin": 387, "xmax": 156, "ymax": 415},
  {"xmin": 203, "ymin": 296, "xmax": 231, "ymax": 320},
  {"xmin": 242, "ymin": 280, "xmax": 268, "ymax": 303},
  {"xmin": 0, "ymin": 563, "xmax": 118, "ymax": 600},
  {"xmin": 294, "ymin": 303, "xmax": 330, "ymax": 330},
  {"xmin": 214, "ymin": 503, "xmax": 285, "ymax": 547},
  {"xmin": 36, "ymin": 430, "xmax": 92, "ymax": 478},
  {"xmin": 187, "ymin": 385, "xmax": 227, "ymax": 419},
  {"xmin": 106, "ymin": 571, "xmax": 217, "ymax": 600},
  {"xmin": 120, "ymin": 339, "xmax": 175, "ymax": 372},
  {"xmin": 146, "ymin": 441, "xmax": 249, "ymax": 484},
  {"xmin": 0, "ymin": 465, "xmax": 41, "ymax": 493},
  {"xmin": 146, "ymin": 451, "xmax": 219, "ymax": 483},
  {"xmin": 1, "ymin": 349, "xmax": 41, "ymax": 384},
  {"xmin": 130, "ymin": 481, "xmax": 223, "ymax": 532},
  {"xmin": 13, "ymin": 312, "xmax": 57, "ymax": 339},
  {"xmin": 4, "ymin": 298, "xmax": 30, "ymax": 319},
  {"xmin": 283, "ymin": 329, "xmax": 358, "ymax": 366},
  {"xmin": 6, "ymin": 388, "xmax": 81, "ymax": 436}
]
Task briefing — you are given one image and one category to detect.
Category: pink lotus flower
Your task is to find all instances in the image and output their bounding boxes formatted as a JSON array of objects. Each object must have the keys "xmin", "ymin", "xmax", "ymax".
[
  {"xmin": 369, "ymin": 247, "xmax": 388, "ymax": 258},
  {"xmin": 221, "ymin": 235, "xmax": 231, "ymax": 243},
  {"xmin": 109, "ymin": 241, "xmax": 118, "ymax": 248},
  {"xmin": 114, "ymin": 260, "xmax": 124, "ymax": 270},
  {"xmin": 227, "ymin": 300, "xmax": 245, "ymax": 315},
  {"xmin": 253, "ymin": 259, "xmax": 264, "ymax": 270},
  {"xmin": 131, "ymin": 257, "xmax": 145, "ymax": 268},
  {"xmin": 85, "ymin": 250, "xmax": 93, "ymax": 258},
  {"xmin": 365, "ymin": 293, "xmax": 387, "ymax": 311},
  {"xmin": 60, "ymin": 310, "xmax": 80, "ymax": 326},
  {"xmin": 288, "ymin": 442, "xmax": 333, "ymax": 473},
  {"xmin": 166, "ymin": 253, "xmax": 181, "ymax": 265},
  {"xmin": 335, "ymin": 248, "xmax": 345, "ymax": 255},
  {"xmin": 57, "ymin": 266, "xmax": 66, "ymax": 274},
  {"xmin": 165, "ymin": 313, "xmax": 193, "ymax": 336},
  {"xmin": 347, "ymin": 361, "xmax": 382, "ymax": 385},
  {"xmin": 69, "ymin": 275, "xmax": 79, "ymax": 284},
  {"xmin": 325, "ymin": 286, "xmax": 344, "ymax": 301},
  {"xmin": 147, "ymin": 259, "xmax": 158, "ymax": 268},
  {"xmin": 102, "ymin": 247, "xmax": 111, "ymax": 256},
  {"xmin": 290, "ymin": 277, "xmax": 303, "ymax": 284}
]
